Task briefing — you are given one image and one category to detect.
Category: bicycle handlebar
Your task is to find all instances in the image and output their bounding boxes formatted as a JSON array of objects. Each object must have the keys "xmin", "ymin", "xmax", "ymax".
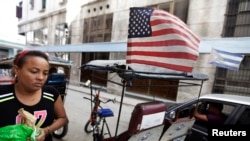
[{"xmin": 83, "ymin": 96, "xmax": 116, "ymax": 104}]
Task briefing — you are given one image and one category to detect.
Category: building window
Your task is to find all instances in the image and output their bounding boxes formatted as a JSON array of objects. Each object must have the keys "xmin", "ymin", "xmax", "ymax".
[
  {"xmin": 213, "ymin": 0, "xmax": 250, "ymax": 96},
  {"xmin": 172, "ymin": 0, "xmax": 189, "ymax": 23},
  {"xmin": 42, "ymin": 0, "xmax": 46, "ymax": 9},
  {"xmin": 54, "ymin": 23, "xmax": 69, "ymax": 59},
  {"xmin": 39, "ymin": 0, "xmax": 46, "ymax": 12},
  {"xmin": 81, "ymin": 14, "xmax": 113, "ymax": 86},
  {"xmin": 239, "ymin": 0, "xmax": 250, "ymax": 12},
  {"xmin": 83, "ymin": 14, "xmax": 112, "ymax": 42},
  {"xmin": 16, "ymin": 1, "xmax": 23, "ymax": 18},
  {"xmin": 150, "ymin": 0, "xmax": 189, "ymax": 23},
  {"xmin": 223, "ymin": 0, "xmax": 250, "ymax": 37},
  {"xmin": 213, "ymin": 56, "xmax": 250, "ymax": 96},
  {"xmin": 55, "ymin": 23, "xmax": 68, "ymax": 45},
  {"xmin": 26, "ymin": 28, "xmax": 48, "ymax": 46}
]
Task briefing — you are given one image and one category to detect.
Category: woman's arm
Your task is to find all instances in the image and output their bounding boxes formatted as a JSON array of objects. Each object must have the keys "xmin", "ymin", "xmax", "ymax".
[{"xmin": 43, "ymin": 95, "xmax": 68, "ymax": 136}]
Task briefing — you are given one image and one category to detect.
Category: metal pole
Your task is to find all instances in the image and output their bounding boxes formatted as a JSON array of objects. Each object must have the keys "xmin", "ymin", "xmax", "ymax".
[{"xmin": 114, "ymin": 79, "xmax": 126, "ymax": 140}]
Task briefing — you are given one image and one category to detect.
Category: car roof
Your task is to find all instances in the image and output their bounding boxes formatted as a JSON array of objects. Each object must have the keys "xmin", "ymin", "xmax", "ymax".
[{"xmin": 199, "ymin": 94, "xmax": 250, "ymax": 106}]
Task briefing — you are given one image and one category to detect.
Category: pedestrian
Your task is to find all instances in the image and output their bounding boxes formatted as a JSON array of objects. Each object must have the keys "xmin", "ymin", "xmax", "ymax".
[
  {"xmin": 49, "ymin": 67, "xmax": 58, "ymax": 74},
  {"xmin": 0, "ymin": 50, "xmax": 69, "ymax": 141}
]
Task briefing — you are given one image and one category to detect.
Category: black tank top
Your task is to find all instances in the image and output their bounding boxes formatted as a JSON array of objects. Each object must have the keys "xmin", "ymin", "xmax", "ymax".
[{"xmin": 0, "ymin": 84, "xmax": 60, "ymax": 141}]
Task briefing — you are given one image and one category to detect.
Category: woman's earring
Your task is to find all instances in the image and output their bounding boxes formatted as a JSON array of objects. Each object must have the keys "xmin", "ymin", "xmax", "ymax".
[{"xmin": 14, "ymin": 74, "xmax": 18, "ymax": 82}]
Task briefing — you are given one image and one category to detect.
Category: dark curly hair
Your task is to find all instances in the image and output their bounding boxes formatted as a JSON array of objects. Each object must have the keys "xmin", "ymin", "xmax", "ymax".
[{"xmin": 14, "ymin": 50, "xmax": 49, "ymax": 68}]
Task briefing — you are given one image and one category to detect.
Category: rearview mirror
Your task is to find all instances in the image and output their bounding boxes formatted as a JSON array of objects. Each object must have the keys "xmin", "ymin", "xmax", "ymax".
[{"xmin": 169, "ymin": 111, "xmax": 176, "ymax": 119}]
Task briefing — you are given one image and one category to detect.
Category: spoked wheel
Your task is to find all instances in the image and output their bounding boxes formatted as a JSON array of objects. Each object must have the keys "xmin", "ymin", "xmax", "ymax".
[
  {"xmin": 53, "ymin": 123, "xmax": 68, "ymax": 139},
  {"xmin": 84, "ymin": 120, "xmax": 93, "ymax": 133}
]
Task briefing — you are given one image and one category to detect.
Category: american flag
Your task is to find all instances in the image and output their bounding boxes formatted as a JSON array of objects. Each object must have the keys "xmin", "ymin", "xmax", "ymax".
[{"xmin": 127, "ymin": 7, "xmax": 200, "ymax": 73}]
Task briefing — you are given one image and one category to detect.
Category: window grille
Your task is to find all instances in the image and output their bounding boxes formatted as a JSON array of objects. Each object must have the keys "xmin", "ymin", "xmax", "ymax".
[
  {"xmin": 239, "ymin": 0, "xmax": 250, "ymax": 12},
  {"xmin": 213, "ymin": 0, "xmax": 250, "ymax": 96},
  {"xmin": 81, "ymin": 14, "xmax": 112, "ymax": 86},
  {"xmin": 213, "ymin": 56, "xmax": 250, "ymax": 96}
]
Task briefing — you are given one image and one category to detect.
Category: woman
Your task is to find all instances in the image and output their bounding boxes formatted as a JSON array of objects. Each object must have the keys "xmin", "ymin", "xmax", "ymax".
[{"xmin": 0, "ymin": 50, "xmax": 69, "ymax": 141}]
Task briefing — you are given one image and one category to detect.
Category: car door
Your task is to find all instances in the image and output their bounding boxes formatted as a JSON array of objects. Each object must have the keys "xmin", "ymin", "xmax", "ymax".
[
  {"xmin": 161, "ymin": 98, "xmax": 238, "ymax": 141},
  {"xmin": 160, "ymin": 101, "xmax": 197, "ymax": 141},
  {"xmin": 235, "ymin": 106, "xmax": 250, "ymax": 125},
  {"xmin": 188, "ymin": 100, "xmax": 237, "ymax": 141}
]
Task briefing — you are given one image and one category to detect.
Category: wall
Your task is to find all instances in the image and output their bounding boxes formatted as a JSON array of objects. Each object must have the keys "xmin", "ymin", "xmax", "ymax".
[
  {"xmin": 18, "ymin": 0, "xmax": 228, "ymax": 102},
  {"xmin": 188, "ymin": 0, "xmax": 228, "ymax": 38},
  {"xmin": 175, "ymin": 0, "xmax": 228, "ymax": 102}
]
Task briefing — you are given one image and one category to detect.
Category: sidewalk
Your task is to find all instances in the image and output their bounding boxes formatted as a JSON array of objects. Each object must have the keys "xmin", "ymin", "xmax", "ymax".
[
  {"xmin": 54, "ymin": 85, "xmax": 146, "ymax": 141},
  {"xmin": 67, "ymin": 84, "xmax": 149, "ymax": 106},
  {"xmin": 54, "ymin": 85, "xmax": 175, "ymax": 141}
]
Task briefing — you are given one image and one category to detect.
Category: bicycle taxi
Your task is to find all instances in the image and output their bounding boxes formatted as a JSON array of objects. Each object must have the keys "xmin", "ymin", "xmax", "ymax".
[
  {"xmin": 0, "ymin": 55, "xmax": 72, "ymax": 139},
  {"xmin": 80, "ymin": 59, "xmax": 208, "ymax": 141}
]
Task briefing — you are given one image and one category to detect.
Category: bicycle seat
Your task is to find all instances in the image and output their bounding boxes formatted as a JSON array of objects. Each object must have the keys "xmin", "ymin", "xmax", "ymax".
[{"xmin": 98, "ymin": 108, "xmax": 114, "ymax": 118}]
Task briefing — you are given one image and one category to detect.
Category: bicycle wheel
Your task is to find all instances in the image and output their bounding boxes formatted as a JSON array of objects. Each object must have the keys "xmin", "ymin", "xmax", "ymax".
[
  {"xmin": 93, "ymin": 133, "xmax": 103, "ymax": 141},
  {"xmin": 84, "ymin": 120, "xmax": 93, "ymax": 133},
  {"xmin": 53, "ymin": 123, "xmax": 68, "ymax": 139}
]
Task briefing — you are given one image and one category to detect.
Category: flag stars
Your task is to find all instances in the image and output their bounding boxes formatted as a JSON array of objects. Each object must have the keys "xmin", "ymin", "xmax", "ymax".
[
  {"xmin": 128, "ymin": 8, "xmax": 153, "ymax": 38},
  {"xmin": 127, "ymin": 7, "xmax": 200, "ymax": 73}
]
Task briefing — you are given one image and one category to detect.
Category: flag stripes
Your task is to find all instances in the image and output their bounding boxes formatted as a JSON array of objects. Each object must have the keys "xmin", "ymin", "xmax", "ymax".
[
  {"xmin": 209, "ymin": 48, "xmax": 244, "ymax": 71},
  {"xmin": 127, "ymin": 7, "xmax": 200, "ymax": 73},
  {"xmin": 126, "ymin": 58, "xmax": 195, "ymax": 72},
  {"xmin": 127, "ymin": 51, "xmax": 198, "ymax": 60}
]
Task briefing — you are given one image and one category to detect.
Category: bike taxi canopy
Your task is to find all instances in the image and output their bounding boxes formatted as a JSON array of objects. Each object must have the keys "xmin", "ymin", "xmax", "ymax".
[{"xmin": 81, "ymin": 59, "xmax": 208, "ymax": 81}]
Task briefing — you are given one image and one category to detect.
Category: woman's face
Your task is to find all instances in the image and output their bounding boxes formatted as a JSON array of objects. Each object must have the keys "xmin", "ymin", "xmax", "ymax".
[{"xmin": 15, "ymin": 56, "xmax": 49, "ymax": 91}]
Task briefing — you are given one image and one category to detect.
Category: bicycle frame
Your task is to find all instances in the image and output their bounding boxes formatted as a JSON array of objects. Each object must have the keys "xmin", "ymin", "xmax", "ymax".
[{"xmin": 84, "ymin": 88, "xmax": 115, "ymax": 141}]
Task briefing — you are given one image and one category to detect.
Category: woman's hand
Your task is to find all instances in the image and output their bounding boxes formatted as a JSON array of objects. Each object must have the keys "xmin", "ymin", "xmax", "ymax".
[{"xmin": 35, "ymin": 128, "xmax": 46, "ymax": 141}]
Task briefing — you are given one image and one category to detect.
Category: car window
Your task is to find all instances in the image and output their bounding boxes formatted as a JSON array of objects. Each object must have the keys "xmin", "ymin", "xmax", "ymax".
[
  {"xmin": 221, "ymin": 104, "xmax": 235, "ymax": 116},
  {"xmin": 177, "ymin": 103, "xmax": 195, "ymax": 118},
  {"xmin": 236, "ymin": 108, "xmax": 250, "ymax": 124},
  {"xmin": 194, "ymin": 101, "xmax": 236, "ymax": 124}
]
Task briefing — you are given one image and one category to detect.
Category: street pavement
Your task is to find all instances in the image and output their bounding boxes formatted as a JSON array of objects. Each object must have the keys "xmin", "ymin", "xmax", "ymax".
[{"xmin": 53, "ymin": 85, "xmax": 148, "ymax": 141}]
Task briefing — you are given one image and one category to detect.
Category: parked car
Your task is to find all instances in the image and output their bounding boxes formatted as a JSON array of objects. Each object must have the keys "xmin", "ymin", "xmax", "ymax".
[{"xmin": 160, "ymin": 94, "xmax": 250, "ymax": 141}]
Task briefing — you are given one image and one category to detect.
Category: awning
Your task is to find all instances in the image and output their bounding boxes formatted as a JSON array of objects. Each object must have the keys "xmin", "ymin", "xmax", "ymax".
[
  {"xmin": 25, "ymin": 37, "xmax": 250, "ymax": 54},
  {"xmin": 0, "ymin": 39, "xmax": 26, "ymax": 50}
]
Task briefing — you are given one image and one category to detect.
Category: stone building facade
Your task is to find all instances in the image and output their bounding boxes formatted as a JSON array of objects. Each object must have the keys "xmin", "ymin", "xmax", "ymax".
[{"xmin": 16, "ymin": 0, "xmax": 250, "ymax": 102}]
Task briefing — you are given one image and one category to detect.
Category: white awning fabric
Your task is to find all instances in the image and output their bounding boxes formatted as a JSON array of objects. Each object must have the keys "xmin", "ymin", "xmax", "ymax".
[{"xmin": 24, "ymin": 37, "xmax": 250, "ymax": 54}]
